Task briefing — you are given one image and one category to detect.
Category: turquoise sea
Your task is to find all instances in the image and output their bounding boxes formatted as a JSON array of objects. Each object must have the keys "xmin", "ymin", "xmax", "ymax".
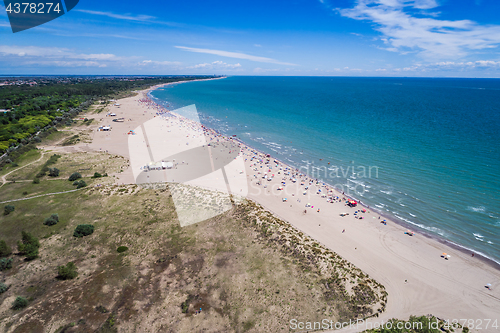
[{"xmin": 150, "ymin": 76, "xmax": 500, "ymax": 264}]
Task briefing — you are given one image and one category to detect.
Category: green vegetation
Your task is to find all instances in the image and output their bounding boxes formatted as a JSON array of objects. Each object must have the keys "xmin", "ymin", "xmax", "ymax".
[
  {"xmin": 32, "ymin": 177, "xmax": 40, "ymax": 184},
  {"xmin": 0, "ymin": 76, "xmax": 203, "ymax": 155},
  {"xmin": 73, "ymin": 224, "xmax": 94, "ymax": 238},
  {"xmin": 0, "ymin": 239, "xmax": 12, "ymax": 256},
  {"xmin": 0, "ymin": 149, "xmax": 389, "ymax": 332},
  {"xmin": 48, "ymin": 167, "xmax": 60, "ymax": 177},
  {"xmin": 75, "ymin": 180, "xmax": 87, "ymax": 189},
  {"xmin": 116, "ymin": 246, "xmax": 128, "ymax": 253},
  {"xmin": 92, "ymin": 172, "xmax": 103, "ymax": 178},
  {"xmin": 0, "ymin": 282, "xmax": 8, "ymax": 294},
  {"xmin": 4, "ymin": 204, "xmax": 15, "ymax": 215},
  {"xmin": 57, "ymin": 262, "xmax": 78, "ymax": 280},
  {"xmin": 35, "ymin": 153, "xmax": 61, "ymax": 178},
  {"xmin": 69, "ymin": 172, "xmax": 82, "ymax": 181},
  {"xmin": 17, "ymin": 231, "xmax": 40, "ymax": 260},
  {"xmin": 44, "ymin": 213, "xmax": 59, "ymax": 226},
  {"xmin": 0, "ymin": 257, "xmax": 13, "ymax": 271},
  {"xmin": 11, "ymin": 296, "xmax": 28, "ymax": 310}
]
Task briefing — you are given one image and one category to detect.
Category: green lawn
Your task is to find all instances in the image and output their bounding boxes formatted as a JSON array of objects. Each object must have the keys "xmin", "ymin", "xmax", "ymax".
[{"xmin": 0, "ymin": 149, "xmax": 42, "ymax": 178}]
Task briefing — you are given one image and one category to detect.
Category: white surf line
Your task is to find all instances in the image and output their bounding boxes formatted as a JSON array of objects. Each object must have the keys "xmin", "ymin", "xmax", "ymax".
[{"xmin": 0, "ymin": 188, "xmax": 83, "ymax": 204}]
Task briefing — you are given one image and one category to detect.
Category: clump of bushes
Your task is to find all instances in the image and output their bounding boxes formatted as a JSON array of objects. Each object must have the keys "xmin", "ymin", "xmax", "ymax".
[
  {"xmin": 92, "ymin": 172, "xmax": 102, "ymax": 178},
  {"xmin": 17, "ymin": 231, "xmax": 40, "ymax": 260},
  {"xmin": 0, "ymin": 240, "xmax": 12, "ymax": 257},
  {"xmin": 57, "ymin": 262, "xmax": 78, "ymax": 280},
  {"xmin": 73, "ymin": 224, "xmax": 94, "ymax": 238},
  {"xmin": 0, "ymin": 282, "xmax": 8, "ymax": 294},
  {"xmin": 44, "ymin": 213, "xmax": 59, "ymax": 226},
  {"xmin": 11, "ymin": 296, "xmax": 28, "ymax": 310},
  {"xmin": 117, "ymin": 246, "xmax": 128, "ymax": 253},
  {"xmin": 36, "ymin": 154, "xmax": 61, "ymax": 178},
  {"xmin": 75, "ymin": 180, "xmax": 87, "ymax": 189},
  {"xmin": 0, "ymin": 258, "xmax": 13, "ymax": 271},
  {"xmin": 68, "ymin": 172, "xmax": 82, "ymax": 181},
  {"xmin": 32, "ymin": 178, "xmax": 40, "ymax": 184},
  {"xmin": 48, "ymin": 168, "xmax": 60, "ymax": 177},
  {"xmin": 4, "ymin": 205, "xmax": 15, "ymax": 216}
]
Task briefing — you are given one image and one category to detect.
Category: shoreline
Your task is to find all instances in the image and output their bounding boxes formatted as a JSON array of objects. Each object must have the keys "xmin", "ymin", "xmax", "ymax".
[
  {"xmin": 85, "ymin": 79, "xmax": 499, "ymax": 328},
  {"xmin": 145, "ymin": 78, "xmax": 500, "ymax": 267}
]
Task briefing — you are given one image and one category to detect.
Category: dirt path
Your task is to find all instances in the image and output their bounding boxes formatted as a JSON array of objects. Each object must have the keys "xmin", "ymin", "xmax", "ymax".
[{"xmin": 0, "ymin": 151, "xmax": 45, "ymax": 189}]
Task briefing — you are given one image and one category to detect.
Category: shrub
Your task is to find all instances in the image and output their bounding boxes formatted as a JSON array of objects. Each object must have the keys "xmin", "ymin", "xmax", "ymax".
[
  {"xmin": 0, "ymin": 240, "xmax": 11, "ymax": 257},
  {"xmin": 22, "ymin": 191, "xmax": 28, "ymax": 195},
  {"xmin": 57, "ymin": 262, "xmax": 78, "ymax": 280},
  {"xmin": 68, "ymin": 172, "xmax": 82, "ymax": 181},
  {"xmin": 73, "ymin": 224, "xmax": 94, "ymax": 238},
  {"xmin": 17, "ymin": 231, "xmax": 40, "ymax": 260},
  {"xmin": 76, "ymin": 180, "xmax": 87, "ymax": 189},
  {"xmin": 32, "ymin": 178, "xmax": 40, "ymax": 184},
  {"xmin": 92, "ymin": 172, "xmax": 102, "ymax": 178},
  {"xmin": 117, "ymin": 246, "xmax": 128, "ymax": 253},
  {"xmin": 44, "ymin": 213, "xmax": 59, "ymax": 226},
  {"xmin": 48, "ymin": 168, "xmax": 60, "ymax": 177},
  {"xmin": 0, "ymin": 282, "xmax": 8, "ymax": 294},
  {"xmin": 0, "ymin": 258, "xmax": 13, "ymax": 271},
  {"xmin": 4, "ymin": 205, "xmax": 15, "ymax": 215},
  {"xmin": 11, "ymin": 296, "xmax": 28, "ymax": 310}
]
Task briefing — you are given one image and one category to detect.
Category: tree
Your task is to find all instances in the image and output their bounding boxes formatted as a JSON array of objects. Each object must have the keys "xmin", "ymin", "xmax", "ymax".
[
  {"xmin": 44, "ymin": 213, "xmax": 59, "ymax": 226},
  {"xmin": 0, "ymin": 282, "xmax": 8, "ymax": 294},
  {"xmin": 73, "ymin": 224, "xmax": 94, "ymax": 238},
  {"xmin": 57, "ymin": 262, "xmax": 78, "ymax": 280},
  {"xmin": 76, "ymin": 180, "xmax": 87, "ymax": 189},
  {"xmin": 0, "ymin": 240, "xmax": 11, "ymax": 257},
  {"xmin": 17, "ymin": 231, "xmax": 40, "ymax": 260},
  {"xmin": 0, "ymin": 258, "xmax": 13, "ymax": 271},
  {"xmin": 11, "ymin": 296, "xmax": 28, "ymax": 310},
  {"xmin": 68, "ymin": 172, "xmax": 82, "ymax": 181},
  {"xmin": 32, "ymin": 178, "xmax": 40, "ymax": 184},
  {"xmin": 48, "ymin": 168, "xmax": 60, "ymax": 177},
  {"xmin": 92, "ymin": 172, "xmax": 102, "ymax": 178},
  {"xmin": 4, "ymin": 205, "xmax": 15, "ymax": 215}
]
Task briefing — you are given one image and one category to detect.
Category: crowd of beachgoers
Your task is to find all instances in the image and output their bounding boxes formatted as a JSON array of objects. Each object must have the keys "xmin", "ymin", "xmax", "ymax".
[{"xmin": 138, "ymin": 91, "xmax": 377, "ymax": 223}]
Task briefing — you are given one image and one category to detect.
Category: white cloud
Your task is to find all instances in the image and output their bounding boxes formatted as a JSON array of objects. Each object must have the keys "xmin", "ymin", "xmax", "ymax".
[
  {"xmin": 75, "ymin": 9, "xmax": 155, "ymax": 22},
  {"xmin": 0, "ymin": 45, "xmax": 121, "ymax": 61},
  {"xmin": 175, "ymin": 46, "xmax": 297, "ymax": 66},
  {"xmin": 254, "ymin": 44, "xmax": 262, "ymax": 47},
  {"xmin": 188, "ymin": 61, "xmax": 242, "ymax": 69},
  {"xmin": 338, "ymin": 0, "xmax": 500, "ymax": 59},
  {"xmin": 141, "ymin": 60, "xmax": 182, "ymax": 66}
]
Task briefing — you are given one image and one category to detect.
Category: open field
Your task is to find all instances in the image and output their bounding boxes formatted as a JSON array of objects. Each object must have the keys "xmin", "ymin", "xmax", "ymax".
[{"xmin": 0, "ymin": 149, "xmax": 387, "ymax": 333}]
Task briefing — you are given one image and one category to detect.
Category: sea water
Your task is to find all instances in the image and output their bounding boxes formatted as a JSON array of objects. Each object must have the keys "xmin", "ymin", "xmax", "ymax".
[{"xmin": 151, "ymin": 76, "xmax": 500, "ymax": 264}]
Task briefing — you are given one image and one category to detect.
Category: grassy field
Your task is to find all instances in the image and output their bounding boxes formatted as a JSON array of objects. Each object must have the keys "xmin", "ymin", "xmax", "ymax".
[
  {"xmin": 0, "ymin": 150, "xmax": 42, "ymax": 179},
  {"xmin": 0, "ymin": 150, "xmax": 386, "ymax": 333}
]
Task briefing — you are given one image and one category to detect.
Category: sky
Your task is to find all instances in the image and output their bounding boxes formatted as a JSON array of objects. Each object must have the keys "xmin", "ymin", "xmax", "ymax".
[{"xmin": 1, "ymin": 0, "xmax": 500, "ymax": 77}]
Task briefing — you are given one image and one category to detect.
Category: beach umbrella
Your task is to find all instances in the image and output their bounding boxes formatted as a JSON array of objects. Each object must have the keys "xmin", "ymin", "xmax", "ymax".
[{"xmin": 442, "ymin": 253, "xmax": 447, "ymax": 257}]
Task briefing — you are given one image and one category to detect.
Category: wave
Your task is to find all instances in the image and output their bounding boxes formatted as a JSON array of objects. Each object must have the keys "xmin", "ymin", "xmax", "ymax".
[{"xmin": 468, "ymin": 206, "xmax": 486, "ymax": 213}]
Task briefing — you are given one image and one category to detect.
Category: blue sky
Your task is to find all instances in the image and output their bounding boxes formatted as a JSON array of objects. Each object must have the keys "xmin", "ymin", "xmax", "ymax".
[{"xmin": 1, "ymin": 0, "xmax": 500, "ymax": 77}]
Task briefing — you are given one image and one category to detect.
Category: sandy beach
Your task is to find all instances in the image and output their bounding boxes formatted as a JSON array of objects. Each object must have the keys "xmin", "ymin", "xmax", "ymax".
[{"xmin": 85, "ymin": 81, "xmax": 500, "ymax": 332}]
